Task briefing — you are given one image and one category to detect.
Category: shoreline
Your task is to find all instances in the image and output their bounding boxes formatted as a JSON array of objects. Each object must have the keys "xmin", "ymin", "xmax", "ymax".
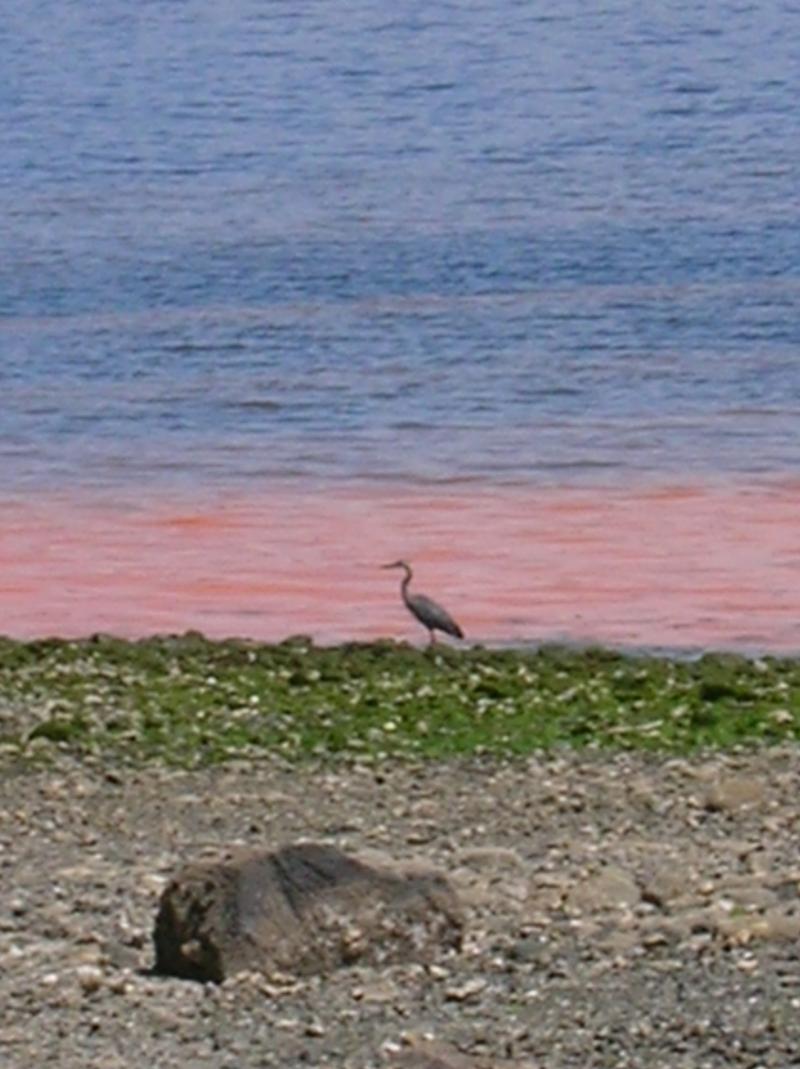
[
  {"xmin": 2, "ymin": 634, "xmax": 798, "ymax": 767},
  {"xmin": 2, "ymin": 479, "xmax": 799, "ymax": 651},
  {"xmin": 3, "ymin": 636, "xmax": 799, "ymax": 1065}
]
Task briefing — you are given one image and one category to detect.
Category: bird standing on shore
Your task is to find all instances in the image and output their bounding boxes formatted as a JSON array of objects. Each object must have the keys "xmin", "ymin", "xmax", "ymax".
[{"xmin": 381, "ymin": 560, "xmax": 464, "ymax": 645}]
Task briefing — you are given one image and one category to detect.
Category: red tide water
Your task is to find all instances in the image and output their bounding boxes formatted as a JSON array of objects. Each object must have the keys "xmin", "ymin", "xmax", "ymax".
[{"xmin": 1, "ymin": 480, "xmax": 798, "ymax": 652}]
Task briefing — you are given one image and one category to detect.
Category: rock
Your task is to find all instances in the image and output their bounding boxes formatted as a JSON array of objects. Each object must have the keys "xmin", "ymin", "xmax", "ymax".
[
  {"xmin": 716, "ymin": 879, "xmax": 779, "ymax": 912},
  {"xmin": 715, "ymin": 912, "xmax": 769, "ymax": 945},
  {"xmin": 445, "ymin": 977, "xmax": 488, "ymax": 1002},
  {"xmin": 704, "ymin": 775, "xmax": 765, "ymax": 812},
  {"xmin": 74, "ymin": 964, "xmax": 104, "ymax": 994},
  {"xmin": 762, "ymin": 906, "xmax": 800, "ymax": 941},
  {"xmin": 641, "ymin": 864, "xmax": 692, "ymax": 907},
  {"xmin": 390, "ymin": 1040, "xmax": 476, "ymax": 1069},
  {"xmin": 566, "ymin": 865, "xmax": 641, "ymax": 913},
  {"xmin": 390, "ymin": 1038, "xmax": 517, "ymax": 1069},
  {"xmin": 153, "ymin": 842, "xmax": 464, "ymax": 982},
  {"xmin": 717, "ymin": 905, "xmax": 800, "ymax": 945},
  {"xmin": 351, "ymin": 978, "xmax": 401, "ymax": 1004},
  {"xmin": 458, "ymin": 847, "xmax": 527, "ymax": 873},
  {"xmin": 509, "ymin": 935, "xmax": 553, "ymax": 965}
]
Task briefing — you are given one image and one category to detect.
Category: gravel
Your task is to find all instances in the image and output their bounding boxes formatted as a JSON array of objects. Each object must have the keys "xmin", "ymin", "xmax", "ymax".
[{"xmin": 3, "ymin": 747, "xmax": 800, "ymax": 1067}]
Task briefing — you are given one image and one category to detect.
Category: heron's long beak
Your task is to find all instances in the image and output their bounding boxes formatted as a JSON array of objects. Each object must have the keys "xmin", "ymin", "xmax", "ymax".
[{"xmin": 381, "ymin": 561, "xmax": 402, "ymax": 570}]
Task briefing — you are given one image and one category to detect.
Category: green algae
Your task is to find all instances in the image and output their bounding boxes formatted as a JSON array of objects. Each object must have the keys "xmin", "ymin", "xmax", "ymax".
[{"xmin": 1, "ymin": 634, "xmax": 799, "ymax": 766}]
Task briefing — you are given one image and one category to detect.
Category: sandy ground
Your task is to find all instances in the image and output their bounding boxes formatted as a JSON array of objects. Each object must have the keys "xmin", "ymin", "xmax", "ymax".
[{"xmin": 3, "ymin": 747, "xmax": 800, "ymax": 1068}]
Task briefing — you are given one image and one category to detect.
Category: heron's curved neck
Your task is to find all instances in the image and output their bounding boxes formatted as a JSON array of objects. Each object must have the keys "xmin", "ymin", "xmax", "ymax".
[{"xmin": 399, "ymin": 564, "xmax": 413, "ymax": 598}]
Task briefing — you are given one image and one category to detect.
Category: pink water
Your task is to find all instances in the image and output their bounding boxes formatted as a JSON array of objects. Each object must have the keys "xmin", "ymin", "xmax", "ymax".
[{"xmin": 2, "ymin": 480, "xmax": 798, "ymax": 652}]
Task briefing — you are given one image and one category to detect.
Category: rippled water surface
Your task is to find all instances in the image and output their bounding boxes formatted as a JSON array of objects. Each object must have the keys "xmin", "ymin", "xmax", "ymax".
[
  {"xmin": 5, "ymin": 483, "xmax": 800, "ymax": 651},
  {"xmin": 2, "ymin": 2, "xmax": 799, "ymax": 644}
]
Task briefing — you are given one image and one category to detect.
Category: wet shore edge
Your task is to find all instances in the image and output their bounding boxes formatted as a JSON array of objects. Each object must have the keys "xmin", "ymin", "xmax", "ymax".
[{"xmin": 1, "ymin": 632, "xmax": 798, "ymax": 767}]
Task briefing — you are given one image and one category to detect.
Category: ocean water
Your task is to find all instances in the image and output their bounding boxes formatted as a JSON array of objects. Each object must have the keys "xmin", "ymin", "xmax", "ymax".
[{"xmin": 1, "ymin": 1, "xmax": 799, "ymax": 646}]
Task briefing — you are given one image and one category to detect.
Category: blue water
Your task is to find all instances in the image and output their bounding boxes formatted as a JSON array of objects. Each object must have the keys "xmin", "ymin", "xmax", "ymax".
[{"xmin": 2, "ymin": 0, "xmax": 799, "ymax": 492}]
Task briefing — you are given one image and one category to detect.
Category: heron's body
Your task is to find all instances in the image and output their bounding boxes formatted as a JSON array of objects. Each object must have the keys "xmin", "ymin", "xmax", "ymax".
[{"xmin": 382, "ymin": 560, "xmax": 464, "ymax": 644}]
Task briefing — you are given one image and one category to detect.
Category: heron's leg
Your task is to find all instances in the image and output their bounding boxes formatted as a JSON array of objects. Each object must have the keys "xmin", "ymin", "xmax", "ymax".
[{"xmin": 428, "ymin": 629, "xmax": 436, "ymax": 646}]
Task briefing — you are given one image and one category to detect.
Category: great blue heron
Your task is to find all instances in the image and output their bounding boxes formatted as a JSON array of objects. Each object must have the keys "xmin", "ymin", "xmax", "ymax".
[{"xmin": 382, "ymin": 560, "xmax": 464, "ymax": 645}]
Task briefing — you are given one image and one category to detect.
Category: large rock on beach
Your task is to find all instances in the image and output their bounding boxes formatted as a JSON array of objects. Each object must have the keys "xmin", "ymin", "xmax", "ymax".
[{"xmin": 153, "ymin": 841, "xmax": 464, "ymax": 982}]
